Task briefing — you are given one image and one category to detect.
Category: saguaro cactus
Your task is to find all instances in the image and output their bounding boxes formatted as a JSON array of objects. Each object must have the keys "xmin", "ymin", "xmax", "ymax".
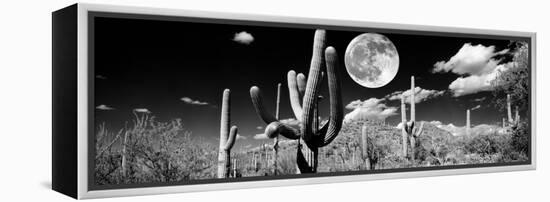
[
  {"xmin": 507, "ymin": 94, "xmax": 513, "ymax": 124},
  {"xmin": 250, "ymin": 29, "xmax": 343, "ymax": 173},
  {"xmin": 272, "ymin": 83, "xmax": 281, "ymax": 175},
  {"xmin": 361, "ymin": 125, "xmax": 373, "ymax": 170},
  {"xmin": 121, "ymin": 131, "xmax": 129, "ymax": 178},
  {"xmin": 400, "ymin": 96, "xmax": 408, "ymax": 158},
  {"xmin": 217, "ymin": 89, "xmax": 238, "ymax": 178},
  {"xmin": 401, "ymin": 76, "xmax": 424, "ymax": 161},
  {"xmin": 466, "ymin": 109, "xmax": 471, "ymax": 136},
  {"xmin": 515, "ymin": 106, "xmax": 520, "ymax": 124},
  {"xmin": 232, "ymin": 158, "xmax": 238, "ymax": 178},
  {"xmin": 506, "ymin": 94, "xmax": 521, "ymax": 126}
]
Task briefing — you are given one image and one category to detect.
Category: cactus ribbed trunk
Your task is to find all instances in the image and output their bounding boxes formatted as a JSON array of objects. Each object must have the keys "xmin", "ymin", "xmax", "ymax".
[
  {"xmin": 232, "ymin": 158, "xmax": 238, "ymax": 178},
  {"xmin": 217, "ymin": 89, "xmax": 238, "ymax": 178},
  {"xmin": 506, "ymin": 94, "xmax": 514, "ymax": 123},
  {"xmin": 361, "ymin": 125, "xmax": 372, "ymax": 170},
  {"xmin": 253, "ymin": 153, "xmax": 257, "ymax": 171},
  {"xmin": 515, "ymin": 106, "xmax": 520, "ymax": 124},
  {"xmin": 409, "ymin": 135, "xmax": 416, "ymax": 162},
  {"xmin": 400, "ymin": 95, "xmax": 407, "ymax": 158},
  {"xmin": 410, "ymin": 76, "xmax": 415, "ymax": 122},
  {"xmin": 297, "ymin": 141, "xmax": 318, "ymax": 173},
  {"xmin": 121, "ymin": 131, "xmax": 129, "ymax": 178},
  {"xmin": 466, "ymin": 109, "xmax": 471, "ymax": 136},
  {"xmin": 273, "ymin": 84, "xmax": 281, "ymax": 175}
]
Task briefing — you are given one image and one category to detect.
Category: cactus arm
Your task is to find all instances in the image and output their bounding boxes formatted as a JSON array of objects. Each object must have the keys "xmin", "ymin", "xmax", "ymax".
[
  {"xmin": 265, "ymin": 121, "xmax": 301, "ymax": 140},
  {"xmin": 414, "ymin": 121, "xmax": 424, "ymax": 137},
  {"xmin": 301, "ymin": 29, "xmax": 326, "ymax": 142},
  {"xmin": 287, "ymin": 71, "xmax": 304, "ymax": 121},
  {"xmin": 224, "ymin": 126, "xmax": 238, "ymax": 150},
  {"xmin": 250, "ymin": 86, "xmax": 278, "ymax": 124},
  {"xmin": 297, "ymin": 73, "xmax": 307, "ymax": 96},
  {"xmin": 316, "ymin": 47, "xmax": 343, "ymax": 147}
]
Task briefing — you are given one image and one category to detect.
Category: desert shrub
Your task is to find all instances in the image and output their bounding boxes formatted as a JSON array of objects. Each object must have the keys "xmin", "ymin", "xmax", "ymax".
[
  {"xmin": 510, "ymin": 121, "xmax": 529, "ymax": 155},
  {"xmin": 94, "ymin": 113, "xmax": 217, "ymax": 185}
]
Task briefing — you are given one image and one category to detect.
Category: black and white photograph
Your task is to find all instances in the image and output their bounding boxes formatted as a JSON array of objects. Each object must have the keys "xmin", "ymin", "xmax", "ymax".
[{"xmin": 91, "ymin": 14, "xmax": 532, "ymax": 188}]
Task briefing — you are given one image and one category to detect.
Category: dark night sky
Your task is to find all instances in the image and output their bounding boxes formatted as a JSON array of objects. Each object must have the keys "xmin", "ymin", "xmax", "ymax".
[{"xmin": 93, "ymin": 16, "xmax": 527, "ymax": 149}]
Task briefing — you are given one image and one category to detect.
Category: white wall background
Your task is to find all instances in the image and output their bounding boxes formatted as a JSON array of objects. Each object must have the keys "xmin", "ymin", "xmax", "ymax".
[{"xmin": 0, "ymin": 0, "xmax": 547, "ymax": 201}]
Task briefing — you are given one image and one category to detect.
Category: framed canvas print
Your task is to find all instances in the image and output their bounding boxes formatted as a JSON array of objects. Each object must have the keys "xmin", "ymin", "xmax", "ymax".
[{"xmin": 52, "ymin": 3, "xmax": 536, "ymax": 199}]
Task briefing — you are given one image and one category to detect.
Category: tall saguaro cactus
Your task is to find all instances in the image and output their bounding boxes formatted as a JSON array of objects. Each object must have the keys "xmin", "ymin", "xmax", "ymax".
[
  {"xmin": 401, "ymin": 76, "xmax": 424, "ymax": 161},
  {"xmin": 506, "ymin": 94, "xmax": 521, "ymax": 126},
  {"xmin": 507, "ymin": 94, "xmax": 513, "ymax": 124},
  {"xmin": 361, "ymin": 125, "xmax": 373, "ymax": 170},
  {"xmin": 121, "ymin": 131, "xmax": 129, "ymax": 178},
  {"xmin": 250, "ymin": 29, "xmax": 343, "ymax": 173},
  {"xmin": 272, "ymin": 83, "xmax": 281, "ymax": 175},
  {"xmin": 217, "ymin": 89, "xmax": 238, "ymax": 178},
  {"xmin": 466, "ymin": 109, "xmax": 471, "ymax": 136}
]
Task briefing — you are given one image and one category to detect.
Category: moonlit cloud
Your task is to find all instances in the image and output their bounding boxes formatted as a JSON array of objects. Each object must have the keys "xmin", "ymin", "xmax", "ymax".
[
  {"xmin": 447, "ymin": 63, "xmax": 510, "ymax": 96},
  {"xmin": 134, "ymin": 108, "xmax": 151, "ymax": 113},
  {"xmin": 253, "ymin": 133, "xmax": 268, "ymax": 140},
  {"xmin": 470, "ymin": 105, "xmax": 481, "ymax": 111},
  {"xmin": 256, "ymin": 126, "xmax": 264, "ymax": 130},
  {"xmin": 344, "ymin": 98, "xmax": 398, "ymax": 122},
  {"xmin": 180, "ymin": 97, "xmax": 209, "ymax": 106},
  {"xmin": 236, "ymin": 134, "xmax": 247, "ymax": 140},
  {"xmin": 385, "ymin": 87, "xmax": 445, "ymax": 104},
  {"xmin": 432, "ymin": 43, "xmax": 508, "ymax": 75},
  {"xmin": 432, "ymin": 43, "xmax": 513, "ymax": 97},
  {"xmin": 233, "ymin": 31, "xmax": 254, "ymax": 45},
  {"xmin": 473, "ymin": 97, "xmax": 486, "ymax": 102},
  {"xmin": 95, "ymin": 75, "xmax": 107, "ymax": 79},
  {"xmin": 96, "ymin": 104, "xmax": 115, "ymax": 110}
]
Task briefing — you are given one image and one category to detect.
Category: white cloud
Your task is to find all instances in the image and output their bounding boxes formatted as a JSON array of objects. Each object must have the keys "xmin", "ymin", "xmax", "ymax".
[
  {"xmin": 253, "ymin": 133, "xmax": 268, "ymax": 140},
  {"xmin": 470, "ymin": 105, "xmax": 481, "ymax": 111},
  {"xmin": 385, "ymin": 87, "xmax": 445, "ymax": 104},
  {"xmin": 233, "ymin": 31, "xmax": 254, "ymax": 45},
  {"xmin": 395, "ymin": 122, "xmax": 404, "ymax": 129},
  {"xmin": 473, "ymin": 97, "xmax": 486, "ymax": 102},
  {"xmin": 236, "ymin": 134, "xmax": 247, "ymax": 140},
  {"xmin": 180, "ymin": 97, "xmax": 209, "ymax": 106},
  {"xmin": 134, "ymin": 108, "xmax": 151, "ymax": 113},
  {"xmin": 432, "ymin": 43, "xmax": 513, "ymax": 97},
  {"xmin": 432, "ymin": 43, "xmax": 508, "ymax": 75},
  {"xmin": 344, "ymin": 98, "xmax": 398, "ymax": 122},
  {"xmin": 256, "ymin": 126, "xmax": 264, "ymax": 130},
  {"xmin": 96, "ymin": 104, "xmax": 115, "ymax": 110},
  {"xmin": 447, "ymin": 63, "xmax": 510, "ymax": 96}
]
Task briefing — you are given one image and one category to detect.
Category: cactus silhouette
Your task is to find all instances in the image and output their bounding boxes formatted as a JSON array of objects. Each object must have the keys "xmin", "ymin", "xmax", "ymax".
[
  {"xmin": 401, "ymin": 76, "xmax": 424, "ymax": 161},
  {"xmin": 217, "ymin": 89, "xmax": 238, "ymax": 178},
  {"xmin": 466, "ymin": 109, "xmax": 471, "ymax": 136},
  {"xmin": 361, "ymin": 125, "xmax": 374, "ymax": 170},
  {"xmin": 250, "ymin": 29, "xmax": 343, "ymax": 173},
  {"xmin": 506, "ymin": 94, "xmax": 521, "ymax": 126},
  {"xmin": 272, "ymin": 83, "xmax": 281, "ymax": 175}
]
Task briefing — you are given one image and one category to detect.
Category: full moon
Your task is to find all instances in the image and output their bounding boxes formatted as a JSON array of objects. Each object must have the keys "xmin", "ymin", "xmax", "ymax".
[{"xmin": 344, "ymin": 33, "xmax": 399, "ymax": 88}]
